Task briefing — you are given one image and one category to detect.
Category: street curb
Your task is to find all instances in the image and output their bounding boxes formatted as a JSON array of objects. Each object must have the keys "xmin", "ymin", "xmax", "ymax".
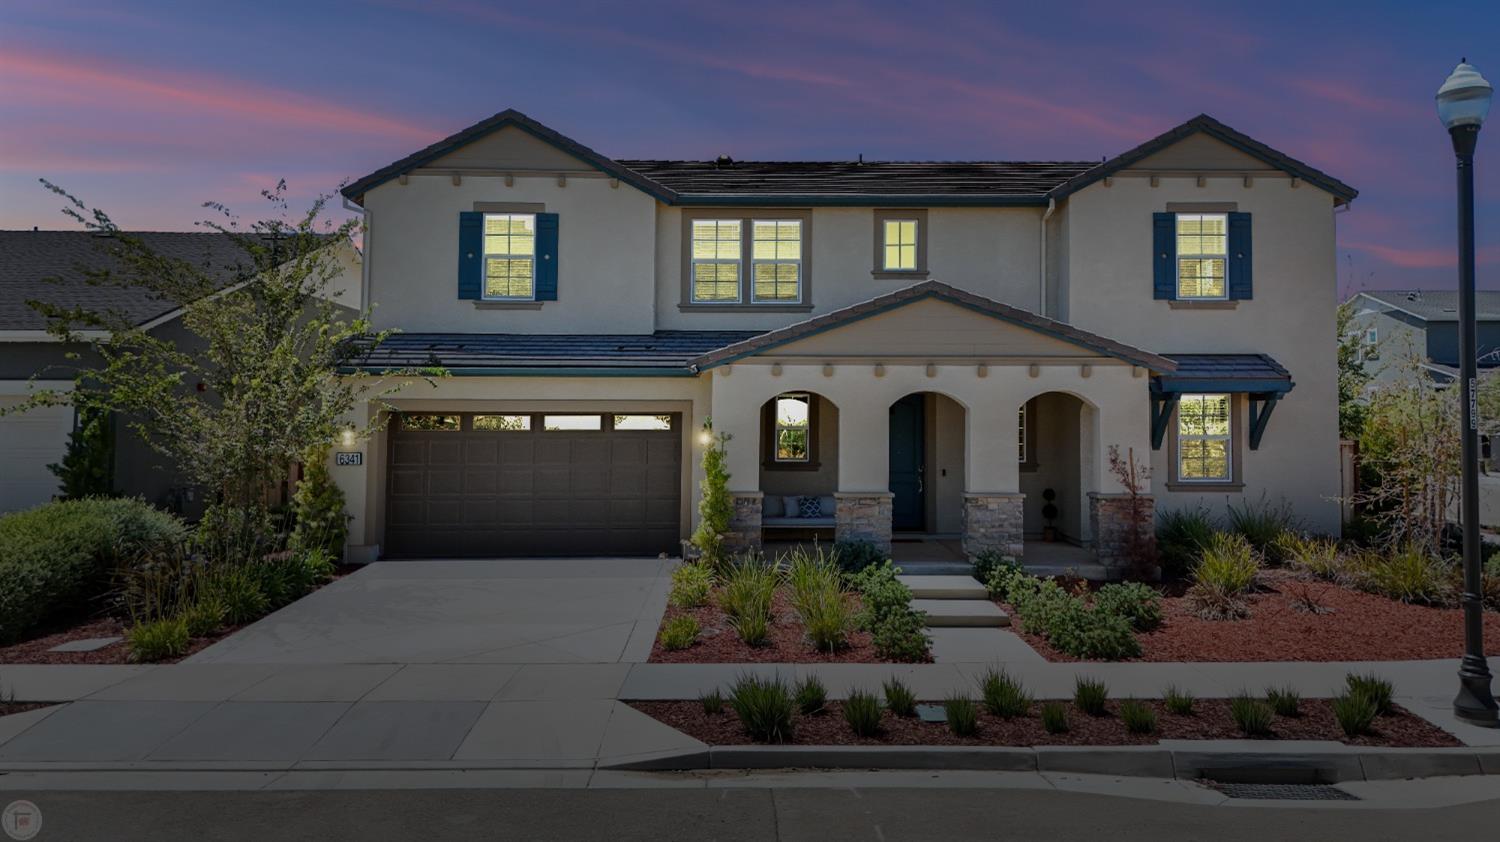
[{"xmin": 600, "ymin": 744, "xmax": 1500, "ymax": 783}]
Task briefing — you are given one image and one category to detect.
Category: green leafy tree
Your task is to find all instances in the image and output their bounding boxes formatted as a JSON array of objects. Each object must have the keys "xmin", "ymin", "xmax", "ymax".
[
  {"xmin": 691, "ymin": 419, "xmax": 733, "ymax": 567},
  {"xmin": 48, "ymin": 400, "xmax": 114, "ymax": 499},
  {"xmin": 290, "ymin": 444, "xmax": 348, "ymax": 557},
  {"xmin": 1336, "ymin": 298, "xmax": 1372, "ymax": 440},
  {"xmin": 7, "ymin": 180, "xmax": 428, "ymax": 562}
]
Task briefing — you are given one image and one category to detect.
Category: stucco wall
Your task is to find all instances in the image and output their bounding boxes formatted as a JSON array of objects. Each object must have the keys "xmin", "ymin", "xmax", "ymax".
[{"xmin": 1063, "ymin": 173, "xmax": 1344, "ymax": 533}]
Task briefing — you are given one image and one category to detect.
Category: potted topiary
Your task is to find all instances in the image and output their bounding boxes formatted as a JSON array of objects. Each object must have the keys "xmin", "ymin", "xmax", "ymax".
[{"xmin": 1041, "ymin": 488, "xmax": 1060, "ymax": 542}]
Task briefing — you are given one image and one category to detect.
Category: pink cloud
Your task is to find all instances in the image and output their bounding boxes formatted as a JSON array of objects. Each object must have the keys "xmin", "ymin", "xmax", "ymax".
[{"xmin": 1344, "ymin": 240, "xmax": 1500, "ymax": 269}]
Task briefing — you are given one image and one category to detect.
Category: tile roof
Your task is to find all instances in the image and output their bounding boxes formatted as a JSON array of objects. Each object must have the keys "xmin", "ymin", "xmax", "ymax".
[
  {"xmin": 1358, "ymin": 290, "xmax": 1500, "ymax": 322},
  {"xmin": 346, "ymin": 330, "xmax": 764, "ymax": 373},
  {"xmin": 0, "ymin": 230, "xmax": 263, "ymax": 332},
  {"xmin": 1157, "ymin": 353, "xmax": 1293, "ymax": 392},
  {"xmin": 614, "ymin": 160, "xmax": 1097, "ymax": 199},
  {"xmin": 690, "ymin": 280, "xmax": 1177, "ymax": 372}
]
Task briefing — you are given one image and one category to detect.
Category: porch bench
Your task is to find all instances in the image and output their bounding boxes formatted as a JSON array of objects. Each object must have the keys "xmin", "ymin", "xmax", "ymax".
[{"xmin": 760, "ymin": 494, "xmax": 836, "ymax": 531}]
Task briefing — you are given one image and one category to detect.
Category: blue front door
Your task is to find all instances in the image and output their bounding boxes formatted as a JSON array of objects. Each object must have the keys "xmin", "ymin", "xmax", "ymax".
[{"xmin": 889, "ymin": 394, "xmax": 925, "ymax": 531}]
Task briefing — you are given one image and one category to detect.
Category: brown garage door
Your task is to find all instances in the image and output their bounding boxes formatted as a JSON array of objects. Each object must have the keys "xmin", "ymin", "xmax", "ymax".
[{"xmin": 385, "ymin": 411, "xmax": 681, "ymax": 558}]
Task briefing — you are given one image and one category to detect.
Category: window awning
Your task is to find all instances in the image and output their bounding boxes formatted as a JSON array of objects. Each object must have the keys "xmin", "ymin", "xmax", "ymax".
[{"xmin": 1149, "ymin": 354, "xmax": 1294, "ymax": 451}]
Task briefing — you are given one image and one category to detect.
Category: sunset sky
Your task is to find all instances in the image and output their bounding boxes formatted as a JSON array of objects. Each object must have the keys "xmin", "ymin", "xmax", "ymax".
[{"xmin": 3, "ymin": 0, "xmax": 1498, "ymax": 295}]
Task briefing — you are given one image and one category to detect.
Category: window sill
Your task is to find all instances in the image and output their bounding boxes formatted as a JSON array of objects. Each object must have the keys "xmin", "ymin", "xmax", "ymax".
[
  {"xmin": 1168, "ymin": 300, "xmax": 1238, "ymax": 310},
  {"xmin": 1165, "ymin": 481, "xmax": 1245, "ymax": 493},
  {"xmin": 872, "ymin": 270, "xmax": 930, "ymax": 281},
  {"xmin": 474, "ymin": 301, "xmax": 544, "ymax": 310},
  {"xmin": 679, "ymin": 303, "xmax": 814, "ymax": 313}
]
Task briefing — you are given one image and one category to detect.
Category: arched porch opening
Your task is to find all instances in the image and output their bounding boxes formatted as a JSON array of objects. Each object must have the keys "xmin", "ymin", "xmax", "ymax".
[
  {"xmin": 757, "ymin": 390, "xmax": 840, "ymax": 545},
  {"xmin": 1018, "ymin": 391, "xmax": 1099, "ymax": 546}
]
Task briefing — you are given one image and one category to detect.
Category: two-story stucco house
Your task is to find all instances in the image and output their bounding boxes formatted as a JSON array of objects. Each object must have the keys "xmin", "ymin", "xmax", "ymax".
[{"xmin": 329, "ymin": 110, "xmax": 1355, "ymax": 569}]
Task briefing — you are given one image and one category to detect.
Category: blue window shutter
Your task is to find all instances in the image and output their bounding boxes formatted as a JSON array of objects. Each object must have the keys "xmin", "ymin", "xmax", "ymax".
[
  {"xmin": 1228, "ymin": 212, "xmax": 1252, "ymax": 300},
  {"xmin": 1152, "ymin": 212, "xmax": 1176, "ymax": 300},
  {"xmin": 458, "ymin": 212, "xmax": 483, "ymax": 300},
  {"xmin": 534, "ymin": 213, "xmax": 559, "ymax": 301}
]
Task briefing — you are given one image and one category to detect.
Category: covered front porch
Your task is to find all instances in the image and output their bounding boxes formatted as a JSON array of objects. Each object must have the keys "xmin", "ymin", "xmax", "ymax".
[{"xmin": 692, "ymin": 282, "xmax": 1173, "ymax": 574}]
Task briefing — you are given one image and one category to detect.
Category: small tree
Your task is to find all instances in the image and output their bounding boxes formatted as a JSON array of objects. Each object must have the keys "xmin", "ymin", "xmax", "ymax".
[
  {"xmin": 1107, "ymin": 445, "xmax": 1157, "ymax": 578},
  {"xmin": 290, "ymin": 444, "xmax": 349, "ymax": 557},
  {"xmin": 48, "ymin": 399, "xmax": 114, "ymax": 499},
  {"xmin": 691, "ymin": 418, "xmax": 733, "ymax": 567},
  {"xmin": 1336, "ymin": 298, "xmax": 1373, "ymax": 441}
]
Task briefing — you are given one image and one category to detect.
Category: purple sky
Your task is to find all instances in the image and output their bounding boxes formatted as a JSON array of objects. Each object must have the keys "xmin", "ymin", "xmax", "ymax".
[{"xmin": 3, "ymin": 0, "xmax": 1499, "ymax": 296}]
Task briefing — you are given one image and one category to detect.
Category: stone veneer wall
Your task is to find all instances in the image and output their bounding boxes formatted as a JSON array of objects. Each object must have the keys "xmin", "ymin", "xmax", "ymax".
[
  {"xmin": 724, "ymin": 491, "xmax": 763, "ymax": 555},
  {"xmin": 961, "ymin": 493, "xmax": 1025, "ymax": 559},
  {"xmin": 1088, "ymin": 492, "xmax": 1155, "ymax": 572},
  {"xmin": 835, "ymin": 492, "xmax": 893, "ymax": 552}
]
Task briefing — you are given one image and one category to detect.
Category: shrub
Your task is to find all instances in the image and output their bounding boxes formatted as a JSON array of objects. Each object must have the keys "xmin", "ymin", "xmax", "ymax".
[
  {"xmin": 851, "ymin": 561, "xmax": 931, "ymax": 661},
  {"xmin": 659, "ymin": 615, "xmax": 700, "ymax": 650},
  {"xmin": 290, "ymin": 445, "xmax": 348, "ymax": 557},
  {"xmin": 1265, "ymin": 685, "xmax": 1301, "ymax": 717},
  {"xmin": 668, "ymin": 563, "xmax": 714, "ymax": 608},
  {"xmin": 984, "ymin": 565, "xmax": 1034, "ymax": 603},
  {"xmin": 126, "ymin": 616, "xmax": 189, "ymax": 662},
  {"xmin": 832, "ymin": 540, "xmax": 887, "ymax": 576},
  {"xmin": 944, "ymin": 694, "xmax": 979, "ymax": 736},
  {"xmin": 1357, "ymin": 545, "xmax": 1451, "ymax": 605},
  {"xmin": 202, "ymin": 566, "xmax": 270, "ymax": 626},
  {"xmin": 1093, "ymin": 582, "xmax": 1163, "ymax": 631},
  {"xmin": 1119, "ymin": 699, "xmax": 1156, "ymax": 734},
  {"xmin": 727, "ymin": 674, "xmax": 795, "ymax": 743},
  {"xmin": 0, "ymin": 497, "xmax": 187, "ymax": 644},
  {"xmin": 1280, "ymin": 533, "xmax": 1344, "ymax": 582},
  {"xmin": 843, "ymin": 688, "xmax": 883, "ymax": 737},
  {"xmin": 1187, "ymin": 532, "xmax": 1260, "ymax": 620},
  {"xmin": 1040, "ymin": 701, "xmax": 1070, "ymax": 734},
  {"xmin": 1332, "ymin": 691, "xmax": 1378, "ymax": 737},
  {"xmin": 720, "ymin": 558, "xmax": 778, "ymax": 645},
  {"xmin": 1225, "ymin": 494, "xmax": 1300, "ymax": 564},
  {"xmin": 245, "ymin": 556, "xmax": 302, "ymax": 610},
  {"xmin": 1230, "ymin": 693, "xmax": 1274, "ymax": 736},
  {"xmin": 1345, "ymin": 673, "xmax": 1394, "ymax": 715},
  {"xmin": 793, "ymin": 675, "xmax": 827, "ymax": 715},
  {"xmin": 1156, "ymin": 506, "xmax": 1217, "ymax": 579},
  {"xmin": 787, "ymin": 549, "xmax": 855, "ymax": 652},
  {"xmin": 699, "ymin": 689, "xmax": 724, "ymax": 714},
  {"xmin": 691, "ymin": 424, "xmax": 733, "ymax": 569},
  {"xmin": 978, "ymin": 668, "xmax": 1031, "ymax": 718},
  {"xmin": 1073, "ymin": 677, "xmax": 1109, "ymax": 716},
  {"xmin": 972, "ymin": 550, "xmax": 1020, "ymax": 585},
  {"xmin": 882, "ymin": 677, "xmax": 917, "ymax": 717},
  {"xmin": 1163, "ymin": 685, "xmax": 1196, "ymax": 716},
  {"xmin": 1010, "ymin": 578, "xmax": 1072, "ymax": 635},
  {"xmin": 1044, "ymin": 599, "xmax": 1142, "ymax": 660},
  {"xmin": 179, "ymin": 596, "xmax": 226, "ymax": 638}
]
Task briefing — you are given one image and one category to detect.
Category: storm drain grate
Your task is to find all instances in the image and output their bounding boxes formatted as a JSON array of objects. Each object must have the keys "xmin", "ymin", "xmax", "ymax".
[{"xmin": 1211, "ymin": 782, "xmax": 1359, "ymax": 801}]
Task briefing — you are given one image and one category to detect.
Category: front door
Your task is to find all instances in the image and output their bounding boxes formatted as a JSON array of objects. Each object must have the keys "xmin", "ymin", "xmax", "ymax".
[{"xmin": 889, "ymin": 394, "xmax": 925, "ymax": 531}]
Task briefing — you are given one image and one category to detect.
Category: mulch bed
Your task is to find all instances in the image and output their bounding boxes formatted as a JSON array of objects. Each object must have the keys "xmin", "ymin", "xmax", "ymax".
[
  {"xmin": 649, "ymin": 590, "xmax": 926, "ymax": 664},
  {"xmin": 1006, "ymin": 569, "xmax": 1500, "ymax": 662},
  {"xmin": 0, "ymin": 703, "xmax": 56, "ymax": 718},
  {"xmin": 629, "ymin": 698, "xmax": 1460, "ymax": 748}
]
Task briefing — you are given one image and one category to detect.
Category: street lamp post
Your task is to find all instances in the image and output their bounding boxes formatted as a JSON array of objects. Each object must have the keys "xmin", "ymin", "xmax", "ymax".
[{"xmin": 1437, "ymin": 59, "xmax": 1500, "ymax": 728}]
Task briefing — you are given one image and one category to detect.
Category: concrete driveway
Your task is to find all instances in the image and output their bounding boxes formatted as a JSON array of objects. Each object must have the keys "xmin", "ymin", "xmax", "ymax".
[{"xmin": 185, "ymin": 558, "xmax": 675, "ymax": 665}]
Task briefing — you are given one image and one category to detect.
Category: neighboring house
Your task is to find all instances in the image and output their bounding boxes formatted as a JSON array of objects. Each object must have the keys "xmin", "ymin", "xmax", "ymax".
[
  {"xmin": 1347, "ymin": 289, "xmax": 1500, "ymax": 386},
  {"xmin": 328, "ymin": 110, "xmax": 1354, "ymax": 568},
  {"xmin": 0, "ymin": 230, "xmax": 361, "ymax": 514}
]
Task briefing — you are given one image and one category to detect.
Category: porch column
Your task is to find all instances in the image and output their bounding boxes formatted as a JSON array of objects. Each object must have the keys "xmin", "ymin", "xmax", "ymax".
[
  {"xmin": 1087, "ymin": 374, "xmax": 1155, "ymax": 573},
  {"xmin": 708, "ymin": 368, "xmax": 764, "ymax": 554},
  {"xmin": 961, "ymin": 391, "xmax": 1025, "ymax": 560},
  {"xmin": 834, "ymin": 390, "xmax": 893, "ymax": 552}
]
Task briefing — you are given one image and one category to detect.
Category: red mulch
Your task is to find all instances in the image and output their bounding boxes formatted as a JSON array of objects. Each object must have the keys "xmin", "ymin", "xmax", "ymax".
[
  {"xmin": 1008, "ymin": 569, "xmax": 1500, "ymax": 662},
  {"xmin": 0, "ymin": 703, "xmax": 55, "ymax": 718},
  {"xmin": 649, "ymin": 589, "xmax": 927, "ymax": 664},
  {"xmin": 629, "ymin": 698, "xmax": 1459, "ymax": 748}
]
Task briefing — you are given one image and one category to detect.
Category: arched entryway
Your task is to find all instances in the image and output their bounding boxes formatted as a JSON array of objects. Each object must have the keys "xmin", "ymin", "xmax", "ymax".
[
  {"xmin": 758, "ymin": 391, "xmax": 839, "ymax": 542},
  {"xmin": 1017, "ymin": 391, "xmax": 1098, "ymax": 546},
  {"xmin": 888, "ymin": 391, "xmax": 967, "ymax": 536}
]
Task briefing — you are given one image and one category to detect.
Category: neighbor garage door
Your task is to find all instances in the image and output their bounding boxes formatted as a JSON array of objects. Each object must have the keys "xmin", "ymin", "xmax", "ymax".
[
  {"xmin": 384, "ymin": 411, "xmax": 681, "ymax": 558},
  {"xmin": 0, "ymin": 394, "xmax": 72, "ymax": 513}
]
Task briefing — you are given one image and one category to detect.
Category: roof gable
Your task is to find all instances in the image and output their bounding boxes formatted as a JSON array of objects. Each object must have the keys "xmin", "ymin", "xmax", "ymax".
[
  {"xmin": 691, "ymin": 281, "xmax": 1175, "ymax": 372},
  {"xmin": 1048, "ymin": 114, "xmax": 1358, "ymax": 204},
  {"xmin": 341, "ymin": 109, "xmax": 676, "ymax": 204}
]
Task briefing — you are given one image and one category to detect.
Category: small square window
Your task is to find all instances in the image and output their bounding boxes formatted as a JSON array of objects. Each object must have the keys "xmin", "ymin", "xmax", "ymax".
[
  {"xmin": 883, "ymin": 219, "xmax": 918, "ymax": 271},
  {"xmin": 544, "ymin": 415, "xmax": 602, "ymax": 431},
  {"xmin": 474, "ymin": 415, "xmax": 530, "ymax": 431},
  {"xmin": 401, "ymin": 414, "xmax": 460, "ymax": 431},
  {"xmin": 613, "ymin": 414, "xmax": 672, "ymax": 431}
]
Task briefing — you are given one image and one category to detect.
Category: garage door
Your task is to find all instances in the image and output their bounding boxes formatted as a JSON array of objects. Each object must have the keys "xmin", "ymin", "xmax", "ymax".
[
  {"xmin": 0, "ymin": 395, "xmax": 72, "ymax": 513},
  {"xmin": 385, "ymin": 411, "xmax": 682, "ymax": 558}
]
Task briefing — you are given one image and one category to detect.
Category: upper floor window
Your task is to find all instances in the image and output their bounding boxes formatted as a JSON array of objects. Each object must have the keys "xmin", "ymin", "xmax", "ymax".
[
  {"xmin": 752, "ymin": 220, "xmax": 803, "ymax": 302},
  {"xmin": 1363, "ymin": 327, "xmax": 1380, "ymax": 361},
  {"xmin": 483, "ymin": 213, "xmax": 536, "ymax": 300},
  {"xmin": 1176, "ymin": 393, "xmax": 1232, "ymax": 482},
  {"xmin": 884, "ymin": 219, "xmax": 919, "ymax": 271},
  {"xmin": 1175, "ymin": 213, "xmax": 1227, "ymax": 300},
  {"xmin": 690, "ymin": 219, "xmax": 743, "ymax": 303}
]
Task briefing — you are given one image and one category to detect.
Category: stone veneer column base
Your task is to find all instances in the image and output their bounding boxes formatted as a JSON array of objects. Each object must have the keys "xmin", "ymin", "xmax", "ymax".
[
  {"xmin": 723, "ymin": 491, "xmax": 763, "ymax": 556},
  {"xmin": 1088, "ymin": 492, "xmax": 1156, "ymax": 573},
  {"xmin": 834, "ymin": 492, "xmax": 894, "ymax": 553},
  {"xmin": 961, "ymin": 493, "xmax": 1025, "ymax": 560}
]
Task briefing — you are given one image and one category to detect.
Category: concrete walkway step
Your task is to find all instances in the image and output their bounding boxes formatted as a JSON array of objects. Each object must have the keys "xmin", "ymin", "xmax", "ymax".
[
  {"xmin": 911, "ymin": 598, "xmax": 1010, "ymax": 628},
  {"xmin": 897, "ymin": 575, "xmax": 987, "ymax": 600}
]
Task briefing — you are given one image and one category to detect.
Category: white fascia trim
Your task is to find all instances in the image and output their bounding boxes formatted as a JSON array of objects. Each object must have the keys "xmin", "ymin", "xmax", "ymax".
[
  {"xmin": 0, "ymin": 379, "xmax": 75, "ymax": 395},
  {"xmin": 0, "ymin": 330, "xmax": 109, "ymax": 342}
]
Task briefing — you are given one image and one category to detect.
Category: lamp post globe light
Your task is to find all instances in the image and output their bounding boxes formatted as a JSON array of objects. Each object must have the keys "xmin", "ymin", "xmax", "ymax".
[{"xmin": 1437, "ymin": 59, "xmax": 1499, "ymax": 727}]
